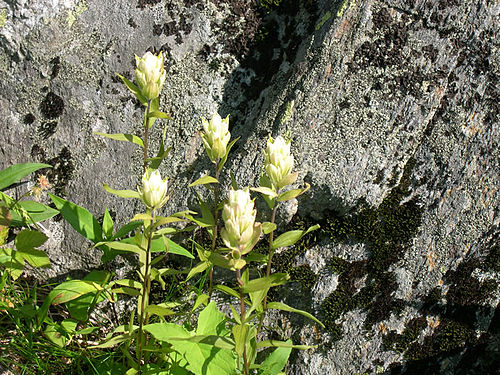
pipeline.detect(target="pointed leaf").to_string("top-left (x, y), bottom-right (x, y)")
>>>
top-left (117, 74), bottom-right (147, 105)
top-left (95, 240), bottom-right (143, 254)
top-left (257, 340), bottom-right (314, 350)
top-left (242, 273), bottom-right (290, 293)
top-left (251, 187), bottom-right (277, 198)
top-left (189, 175), bottom-right (218, 187)
top-left (49, 194), bottom-right (103, 243)
top-left (0, 163), bottom-right (52, 190)
top-left (102, 208), bottom-right (114, 239)
top-left (103, 184), bottom-right (140, 199)
top-left (257, 345), bottom-right (292, 375)
top-left (186, 261), bottom-right (209, 282)
top-left (145, 304), bottom-right (175, 317)
top-left (267, 301), bottom-right (324, 328)
top-left (277, 183), bottom-right (310, 202)
top-left (148, 110), bottom-right (172, 119)
top-left (15, 229), bottom-right (47, 251)
top-left (272, 224), bottom-right (320, 250)
top-left (94, 132), bottom-right (144, 148)
top-left (262, 222), bottom-right (277, 235)
top-left (113, 221), bottom-right (143, 240)
top-left (9, 201), bottom-right (58, 226)
top-left (18, 248), bottom-right (50, 268)
top-left (218, 137), bottom-right (240, 172)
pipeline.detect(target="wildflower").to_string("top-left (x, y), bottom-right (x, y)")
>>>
top-left (138, 169), bottom-right (169, 210)
top-left (201, 113), bottom-right (230, 163)
top-left (221, 188), bottom-right (260, 258)
top-left (264, 135), bottom-right (294, 189)
top-left (135, 51), bottom-right (166, 100)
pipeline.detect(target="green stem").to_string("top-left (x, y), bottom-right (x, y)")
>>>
top-left (143, 100), bottom-right (152, 171)
top-left (208, 159), bottom-right (221, 300)
top-left (236, 269), bottom-right (248, 375)
top-left (257, 197), bottom-right (278, 334)
top-left (137, 211), bottom-right (155, 374)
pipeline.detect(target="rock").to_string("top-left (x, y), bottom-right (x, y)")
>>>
top-left (0, 0), bottom-right (498, 373)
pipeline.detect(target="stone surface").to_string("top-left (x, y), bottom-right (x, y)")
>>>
top-left (0, 0), bottom-right (499, 373)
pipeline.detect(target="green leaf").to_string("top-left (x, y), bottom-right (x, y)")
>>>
top-left (232, 324), bottom-right (248, 356)
top-left (197, 302), bottom-right (228, 336)
top-left (94, 132), bottom-right (144, 148)
top-left (261, 222), bottom-right (277, 235)
top-left (242, 273), bottom-right (290, 293)
top-left (186, 261), bottom-right (209, 282)
top-left (267, 301), bottom-right (324, 328)
top-left (218, 137), bottom-right (240, 172)
top-left (145, 304), bottom-right (175, 317)
top-left (103, 184), bottom-right (140, 199)
top-left (120, 237), bottom-right (194, 259)
top-left (257, 343), bottom-right (292, 375)
top-left (277, 171), bottom-right (298, 189)
top-left (117, 74), bottom-right (147, 105)
top-left (230, 171), bottom-right (238, 190)
top-left (18, 248), bottom-right (50, 268)
top-left (148, 110), bottom-right (172, 120)
top-left (251, 187), bottom-right (277, 198)
top-left (145, 314), bottom-right (236, 375)
top-left (113, 221), bottom-right (143, 240)
top-left (214, 285), bottom-right (241, 300)
top-left (49, 194), bottom-right (103, 243)
top-left (277, 183), bottom-right (310, 202)
top-left (272, 224), bottom-right (320, 250)
top-left (191, 294), bottom-right (209, 313)
top-left (38, 280), bottom-right (102, 326)
top-left (102, 208), bottom-right (114, 239)
top-left (9, 201), bottom-right (58, 226)
top-left (77, 326), bottom-right (99, 335)
top-left (0, 163), bottom-right (52, 191)
top-left (188, 175), bottom-right (218, 187)
top-left (259, 173), bottom-right (275, 210)
top-left (92, 333), bottom-right (130, 349)
top-left (95, 240), bottom-right (143, 254)
top-left (111, 279), bottom-right (142, 290)
top-left (15, 229), bottom-right (47, 251)
top-left (0, 247), bottom-right (24, 280)
top-left (257, 340), bottom-right (314, 350)
top-left (44, 323), bottom-right (70, 348)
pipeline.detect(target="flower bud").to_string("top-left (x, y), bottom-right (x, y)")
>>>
top-left (264, 135), bottom-right (294, 189)
top-left (201, 113), bottom-right (231, 163)
top-left (135, 51), bottom-right (166, 100)
top-left (221, 188), bottom-right (259, 255)
top-left (138, 169), bottom-right (169, 210)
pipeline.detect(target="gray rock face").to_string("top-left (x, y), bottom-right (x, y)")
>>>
top-left (1, 0), bottom-right (498, 374)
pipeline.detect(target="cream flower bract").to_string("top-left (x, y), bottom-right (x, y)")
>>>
top-left (201, 112), bottom-right (230, 163)
top-left (138, 169), bottom-right (169, 210)
top-left (221, 188), bottom-right (260, 256)
top-left (135, 51), bottom-right (166, 100)
top-left (264, 135), bottom-right (294, 189)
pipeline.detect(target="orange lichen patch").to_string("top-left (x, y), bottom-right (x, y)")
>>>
top-left (426, 250), bottom-right (437, 271)
top-left (378, 322), bottom-right (388, 335)
top-left (426, 315), bottom-right (440, 329)
top-left (334, 18), bottom-right (352, 39)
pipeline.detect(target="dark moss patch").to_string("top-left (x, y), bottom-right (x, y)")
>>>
top-left (320, 157), bottom-right (423, 337)
top-left (383, 317), bottom-right (427, 353)
top-left (271, 216), bottom-right (320, 289)
top-left (136, 0), bottom-right (160, 9)
top-left (49, 56), bottom-right (60, 79)
top-left (23, 113), bottom-right (35, 125)
top-left (40, 92), bottom-right (64, 119)
top-left (33, 146), bottom-right (74, 197)
top-left (38, 120), bottom-right (58, 139)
